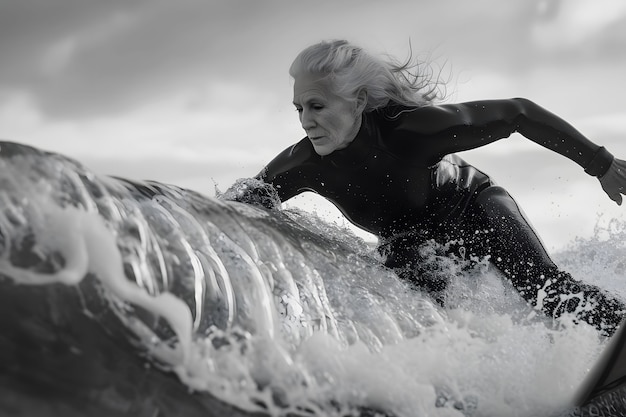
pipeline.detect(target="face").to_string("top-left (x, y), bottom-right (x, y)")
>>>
top-left (292, 73), bottom-right (363, 156)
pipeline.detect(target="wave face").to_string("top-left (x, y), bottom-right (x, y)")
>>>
top-left (1, 140), bottom-right (625, 417)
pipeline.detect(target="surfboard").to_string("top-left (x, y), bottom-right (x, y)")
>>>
top-left (576, 318), bottom-right (626, 409)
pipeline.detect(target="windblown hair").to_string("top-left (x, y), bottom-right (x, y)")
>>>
top-left (289, 40), bottom-right (445, 115)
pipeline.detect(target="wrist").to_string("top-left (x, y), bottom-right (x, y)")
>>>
top-left (584, 147), bottom-right (614, 177)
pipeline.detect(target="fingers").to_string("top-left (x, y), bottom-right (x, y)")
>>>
top-left (602, 186), bottom-right (623, 205)
top-left (597, 158), bottom-right (626, 205)
top-left (609, 189), bottom-right (624, 205)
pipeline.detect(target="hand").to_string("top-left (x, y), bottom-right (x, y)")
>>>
top-left (599, 158), bottom-right (626, 205)
top-left (219, 178), bottom-right (281, 210)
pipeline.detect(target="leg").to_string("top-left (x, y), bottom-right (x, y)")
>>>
top-left (379, 232), bottom-right (452, 306)
top-left (463, 186), bottom-right (624, 336)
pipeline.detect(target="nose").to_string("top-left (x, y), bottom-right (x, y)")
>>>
top-left (300, 109), bottom-right (316, 131)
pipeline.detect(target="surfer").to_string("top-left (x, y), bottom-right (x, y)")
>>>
top-left (226, 40), bottom-right (626, 336)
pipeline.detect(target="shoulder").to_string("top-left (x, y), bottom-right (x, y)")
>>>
top-left (269, 137), bottom-right (315, 160)
top-left (373, 104), bottom-right (460, 137)
top-left (386, 98), bottom-right (533, 135)
top-left (286, 137), bottom-right (317, 161)
top-left (261, 137), bottom-right (318, 180)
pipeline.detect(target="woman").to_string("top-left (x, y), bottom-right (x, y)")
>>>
top-left (227, 40), bottom-right (626, 336)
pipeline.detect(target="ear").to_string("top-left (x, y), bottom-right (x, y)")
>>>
top-left (355, 88), bottom-right (368, 113)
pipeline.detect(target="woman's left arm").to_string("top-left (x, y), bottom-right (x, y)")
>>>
top-left (402, 98), bottom-right (625, 204)
top-left (507, 98), bottom-right (625, 205)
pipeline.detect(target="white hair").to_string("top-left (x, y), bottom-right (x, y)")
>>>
top-left (289, 40), bottom-right (445, 115)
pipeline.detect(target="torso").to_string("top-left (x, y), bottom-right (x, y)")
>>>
top-left (261, 110), bottom-right (493, 237)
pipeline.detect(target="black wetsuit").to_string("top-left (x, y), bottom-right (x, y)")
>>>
top-left (253, 98), bottom-right (623, 335)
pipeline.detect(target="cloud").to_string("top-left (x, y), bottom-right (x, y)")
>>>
top-left (2, 0), bottom-right (606, 120)
top-left (0, 0), bottom-right (297, 119)
top-left (531, 0), bottom-right (626, 60)
top-left (1, 0), bottom-right (624, 251)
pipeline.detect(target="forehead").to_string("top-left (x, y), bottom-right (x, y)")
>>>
top-left (292, 73), bottom-right (336, 103)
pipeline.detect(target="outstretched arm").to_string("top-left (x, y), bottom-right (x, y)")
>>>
top-left (494, 98), bottom-right (625, 205)
top-left (397, 98), bottom-right (624, 204)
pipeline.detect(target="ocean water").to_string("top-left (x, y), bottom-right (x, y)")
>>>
top-left (0, 140), bottom-right (625, 417)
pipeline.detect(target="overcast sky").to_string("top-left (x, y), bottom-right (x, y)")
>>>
top-left (1, 0), bottom-right (625, 250)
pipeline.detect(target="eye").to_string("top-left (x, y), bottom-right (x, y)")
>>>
top-left (312, 104), bottom-right (324, 110)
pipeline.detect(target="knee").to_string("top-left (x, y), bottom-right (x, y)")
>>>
top-left (470, 185), bottom-right (556, 267)
top-left (472, 185), bottom-right (530, 227)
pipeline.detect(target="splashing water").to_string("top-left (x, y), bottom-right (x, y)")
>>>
top-left (0, 141), bottom-right (623, 417)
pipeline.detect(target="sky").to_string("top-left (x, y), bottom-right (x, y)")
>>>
top-left (0, 0), bottom-right (625, 250)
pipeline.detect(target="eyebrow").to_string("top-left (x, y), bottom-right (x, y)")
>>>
top-left (293, 96), bottom-right (325, 107)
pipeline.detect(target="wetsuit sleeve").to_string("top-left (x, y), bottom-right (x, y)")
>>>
top-left (394, 98), bottom-right (614, 176)
top-left (255, 138), bottom-right (316, 202)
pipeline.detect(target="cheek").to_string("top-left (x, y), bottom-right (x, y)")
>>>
top-left (327, 111), bottom-right (355, 133)
top-left (338, 113), bottom-right (358, 133)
